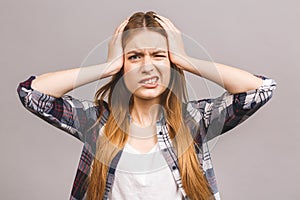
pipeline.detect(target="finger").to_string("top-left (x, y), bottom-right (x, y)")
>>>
top-left (156, 15), bottom-right (180, 33)
top-left (113, 18), bottom-right (129, 36)
top-left (111, 19), bottom-right (129, 42)
top-left (154, 15), bottom-right (179, 33)
top-left (154, 16), bottom-right (170, 30)
top-left (154, 14), bottom-right (178, 29)
top-left (115, 19), bottom-right (129, 34)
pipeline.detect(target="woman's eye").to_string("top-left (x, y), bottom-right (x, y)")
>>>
top-left (155, 55), bottom-right (166, 58)
top-left (128, 55), bottom-right (140, 60)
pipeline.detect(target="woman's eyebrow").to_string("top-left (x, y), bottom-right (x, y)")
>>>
top-left (126, 49), bottom-right (167, 55)
top-left (126, 50), bottom-right (143, 55)
top-left (152, 50), bottom-right (167, 54)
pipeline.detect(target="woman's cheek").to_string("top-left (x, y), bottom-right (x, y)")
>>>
top-left (158, 64), bottom-right (171, 87)
top-left (124, 62), bottom-right (139, 74)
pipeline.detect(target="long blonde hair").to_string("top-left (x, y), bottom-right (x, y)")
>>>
top-left (86, 11), bottom-right (214, 200)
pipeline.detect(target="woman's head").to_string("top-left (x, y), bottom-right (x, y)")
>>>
top-left (120, 11), bottom-right (173, 103)
top-left (106, 11), bottom-right (186, 109)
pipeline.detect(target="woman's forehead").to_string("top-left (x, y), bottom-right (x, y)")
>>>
top-left (124, 30), bottom-right (168, 53)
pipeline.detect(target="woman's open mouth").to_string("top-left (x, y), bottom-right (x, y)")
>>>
top-left (139, 76), bottom-right (159, 88)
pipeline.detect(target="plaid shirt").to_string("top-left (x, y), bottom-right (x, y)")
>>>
top-left (17, 74), bottom-right (276, 200)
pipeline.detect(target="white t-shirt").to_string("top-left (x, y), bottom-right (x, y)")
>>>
top-left (108, 142), bottom-right (183, 200)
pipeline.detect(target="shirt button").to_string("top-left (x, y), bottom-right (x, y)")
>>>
top-left (163, 148), bottom-right (168, 152)
top-left (159, 131), bottom-right (163, 135)
top-left (172, 165), bottom-right (177, 170)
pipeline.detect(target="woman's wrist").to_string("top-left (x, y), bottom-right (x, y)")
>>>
top-left (172, 55), bottom-right (203, 77)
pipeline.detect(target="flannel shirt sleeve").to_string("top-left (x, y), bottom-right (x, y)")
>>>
top-left (186, 74), bottom-right (277, 143)
top-left (17, 75), bottom-right (103, 142)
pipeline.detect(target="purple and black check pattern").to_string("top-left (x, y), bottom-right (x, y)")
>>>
top-left (17, 74), bottom-right (276, 200)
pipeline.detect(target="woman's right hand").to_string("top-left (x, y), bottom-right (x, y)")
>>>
top-left (106, 18), bottom-right (129, 76)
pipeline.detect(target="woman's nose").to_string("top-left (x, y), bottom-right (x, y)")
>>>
top-left (141, 56), bottom-right (154, 73)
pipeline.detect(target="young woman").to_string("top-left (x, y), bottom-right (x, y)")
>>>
top-left (17, 11), bottom-right (276, 200)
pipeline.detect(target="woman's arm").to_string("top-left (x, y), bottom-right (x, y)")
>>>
top-left (186, 75), bottom-right (276, 142)
top-left (31, 62), bottom-right (113, 98)
top-left (176, 57), bottom-right (263, 94)
top-left (155, 14), bottom-right (277, 143)
top-left (17, 75), bottom-right (102, 142)
top-left (31, 18), bottom-right (128, 98)
top-left (154, 14), bottom-right (262, 94)
top-left (17, 19), bottom-right (128, 142)
top-left (17, 61), bottom-right (117, 141)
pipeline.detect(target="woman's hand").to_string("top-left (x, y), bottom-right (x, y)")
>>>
top-left (154, 14), bottom-right (190, 70)
top-left (106, 18), bottom-right (129, 76)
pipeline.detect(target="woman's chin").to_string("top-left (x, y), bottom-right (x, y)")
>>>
top-left (133, 90), bottom-right (164, 101)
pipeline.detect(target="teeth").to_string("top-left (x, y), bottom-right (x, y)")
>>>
top-left (142, 77), bottom-right (157, 84)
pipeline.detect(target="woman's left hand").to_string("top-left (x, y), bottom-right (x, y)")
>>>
top-left (154, 14), bottom-right (190, 70)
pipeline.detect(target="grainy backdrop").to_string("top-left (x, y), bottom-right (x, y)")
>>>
top-left (1, 0), bottom-right (298, 199)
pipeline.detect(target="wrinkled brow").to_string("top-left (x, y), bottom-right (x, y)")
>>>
top-left (126, 49), bottom-right (167, 55)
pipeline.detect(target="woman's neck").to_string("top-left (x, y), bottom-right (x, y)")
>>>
top-left (130, 97), bottom-right (161, 127)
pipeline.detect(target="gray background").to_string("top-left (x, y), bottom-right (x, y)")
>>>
top-left (1, 0), bottom-right (299, 199)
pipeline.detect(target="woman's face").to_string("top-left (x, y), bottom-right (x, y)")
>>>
top-left (123, 30), bottom-right (171, 102)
